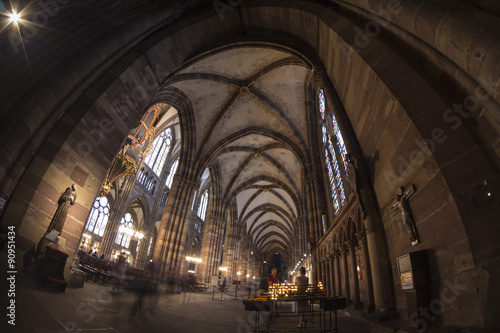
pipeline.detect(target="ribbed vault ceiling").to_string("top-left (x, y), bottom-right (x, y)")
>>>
top-left (162, 45), bottom-right (311, 260)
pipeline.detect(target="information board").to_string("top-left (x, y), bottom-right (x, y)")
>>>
top-left (400, 271), bottom-right (414, 290)
top-left (211, 276), bottom-right (219, 286)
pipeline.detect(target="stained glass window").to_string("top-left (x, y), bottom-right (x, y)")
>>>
top-left (115, 213), bottom-right (133, 248)
top-left (85, 197), bottom-right (110, 237)
top-left (331, 113), bottom-right (348, 172)
top-left (144, 128), bottom-right (172, 176)
top-left (165, 158), bottom-right (179, 188)
top-left (197, 190), bottom-right (209, 221)
top-left (160, 188), bottom-right (169, 206)
top-left (321, 215), bottom-right (326, 235)
top-left (319, 88), bottom-right (326, 121)
top-left (320, 88), bottom-right (348, 215)
top-left (325, 149), bottom-right (340, 214)
top-left (328, 134), bottom-right (345, 205)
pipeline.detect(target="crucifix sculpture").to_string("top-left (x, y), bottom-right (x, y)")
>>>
top-left (392, 184), bottom-right (419, 246)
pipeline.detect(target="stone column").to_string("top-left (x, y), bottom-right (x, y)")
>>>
top-left (356, 230), bottom-right (375, 312)
top-left (153, 175), bottom-right (198, 282)
top-left (137, 160), bottom-right (171, 269)
top-left (100, 175), bottom-right (136, 260)
top-left (304, 171), bottom-right (321, 284)
top-left (334, 250), bottom-right (342, 296)
top-left (318, 259), bottom-right (326, 284)
top-left (99, 206), bottom-right (121, 260)
top-left (341, 244), bottom-right (351, 302)
top-left (137, 224), bottom-right (155, 268)
top-left (349, 239), bottom-right (363, 309)
top-left (324, 258), bottom-right (331, 293)
top-left (199, 215), bottom-right (222, 284)
top-left (328, 256), bottom-right (335, 297)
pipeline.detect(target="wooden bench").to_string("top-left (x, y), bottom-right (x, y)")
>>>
top-left (77, 251), bottom-right (150, 287)
top-left (193, 282), bottom-right (208, 292)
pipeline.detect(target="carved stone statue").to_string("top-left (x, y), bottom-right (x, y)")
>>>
top-left (392, 184), bottom-right (418, 246)
top-left (35, 184), bottom-right (77, 258)
top-left (346, 155), bottom-right (358, 198)
top-left (47, 184), bottom-right (77, 234)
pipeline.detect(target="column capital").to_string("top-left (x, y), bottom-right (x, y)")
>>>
top-left (313, 67), bottom-right (325, 82)
top-left (347, 239), bottom-right (358, 248)
top-left (355, 230), bottom-right (366, 241)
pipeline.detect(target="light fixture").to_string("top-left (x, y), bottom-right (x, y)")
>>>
top-left (186, 256), bottom-right (202, 263)
top-left (304, 254), bottom-right (307, 257)
top-left (188, 270), bottom-right (195, 273)
top-left (237, 272), bottom-right (241, 275)
top-left (219, 267), bottom-right (228, 271)
top-left (246, 274), bottom-right (250, 278)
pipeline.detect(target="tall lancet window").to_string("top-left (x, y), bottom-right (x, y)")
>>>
top-left (165, 158), bottom-right (179, 188)
top-left (85, 197), bottom-right (110, 237)
top-left (144, 128), bottom-right (172, 176)
top-left (319, 88), bottom-right (348, 215)
top-left (197, 190), bottom-right (209, 221)
top-left (331, 113), bottom-right (348, 172)
top-left (115, 213), bottom-right (134, 248)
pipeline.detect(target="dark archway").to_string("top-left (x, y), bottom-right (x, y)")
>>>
top-left (268, 253), bottom-right (287, 283)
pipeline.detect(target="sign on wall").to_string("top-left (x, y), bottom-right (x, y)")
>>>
top-left (400, 271), bottom-right (414, 290)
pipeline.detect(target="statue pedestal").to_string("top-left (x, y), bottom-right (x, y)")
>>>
top-left (47, 236), bottom-right (67, 253)
top-left (39, 246), bottom-right (69, 292)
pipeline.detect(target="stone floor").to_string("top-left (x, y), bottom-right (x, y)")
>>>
top-left (1, 273), bottom-right (496, 333)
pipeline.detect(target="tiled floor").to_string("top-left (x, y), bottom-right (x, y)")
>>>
top-left (1, 273), bottom-right (378, 333)
top-left (1, 273), bottom-right (495, 333)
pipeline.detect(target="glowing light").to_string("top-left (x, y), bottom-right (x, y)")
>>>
top-left (219, 267), bottom-right (228, 271)
top-left (8, 11), bottom-right (21, 24)
top-left (186, 256), bottom-right (202, 263)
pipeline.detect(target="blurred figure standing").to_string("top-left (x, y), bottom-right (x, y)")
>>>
top-left (112, 252), bottom-right (126, 293)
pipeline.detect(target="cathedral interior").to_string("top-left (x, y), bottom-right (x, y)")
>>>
top-left (1, 0), bottom-right (499, 331)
